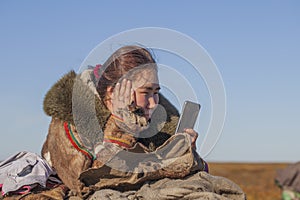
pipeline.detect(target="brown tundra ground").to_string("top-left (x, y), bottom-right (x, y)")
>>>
top-left (209, 162), bottom-right (290, 200)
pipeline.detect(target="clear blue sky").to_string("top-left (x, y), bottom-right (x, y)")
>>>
top-left (0, 1), bottom-right (299, 162)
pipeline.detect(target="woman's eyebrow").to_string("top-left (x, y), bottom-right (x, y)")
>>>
top-left (141, 86), bottom-right (161, 91)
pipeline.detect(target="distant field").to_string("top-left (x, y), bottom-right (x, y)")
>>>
top-left (209, 162), bottom-right (289, 200)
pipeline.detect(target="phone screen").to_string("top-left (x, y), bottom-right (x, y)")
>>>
top-left (175, 101), bottom-right (201, 133)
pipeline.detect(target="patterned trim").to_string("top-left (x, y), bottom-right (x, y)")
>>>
top-left (63, 122), bottom-right (95, 160)
top-left (103, 135), bottom-right (133, 149)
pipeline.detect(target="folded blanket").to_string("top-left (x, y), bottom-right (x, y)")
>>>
top-left (89, 171), bottom-right (246, 200)
top-left (0, 151), bottom-right (60, 196)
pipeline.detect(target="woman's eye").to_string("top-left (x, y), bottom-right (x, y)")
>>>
top-left (140, 91), bottom-right (149, 95)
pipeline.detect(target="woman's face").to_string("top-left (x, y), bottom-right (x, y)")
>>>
top-left (132, 68), bottom-right (160, 120)
top-left (135, 83), bottom-right (160, 120)
top-left (106, 67), bottom-right (160, 121)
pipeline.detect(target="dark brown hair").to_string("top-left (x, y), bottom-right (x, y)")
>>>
top-left (96, 45), bottom-right (156, 100)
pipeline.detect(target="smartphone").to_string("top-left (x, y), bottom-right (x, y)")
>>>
top-left (175, 101), bottom-right (201, 133)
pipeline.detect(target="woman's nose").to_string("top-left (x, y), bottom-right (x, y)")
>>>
top-left (147, 96), bottom-right (158, 109)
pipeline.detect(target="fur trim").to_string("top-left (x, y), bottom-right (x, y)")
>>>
top-left (43, 71), bottom-right (76, 123)
top-left (43, 71), bottom-right (110, 126)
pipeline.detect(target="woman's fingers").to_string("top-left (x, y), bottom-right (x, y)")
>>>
top-left (112, 82), bottom-right (120, 101)
top-left (115, 79), bottom-right (132, 104)
top-left (112, 79), bottom-right (133, 114)
top-left (184, 128), bottom-right (198, 138)
top-left (184, 128), bottom-right (198, 148)
top-left (124, 80), bottom-right (132, 105)
top-left (130, 88), bottom-right (136, 106)
top-left (118, 79), bottom-right (126, 100)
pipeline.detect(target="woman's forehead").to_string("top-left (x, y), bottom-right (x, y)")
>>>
top-left (131, 69), bottom-right (159, 89)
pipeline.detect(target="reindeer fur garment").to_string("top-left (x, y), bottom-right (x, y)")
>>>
top-left (41, 70), bottom-right (246, 200)
top-left (41, 70), bottom-right (180, 193)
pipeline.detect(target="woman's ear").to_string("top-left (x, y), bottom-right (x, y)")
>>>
top-left (106, 86), bottom-right (113, 98)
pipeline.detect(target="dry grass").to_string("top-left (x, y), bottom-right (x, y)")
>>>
top-left (209, 162), bottom-right (289, 200)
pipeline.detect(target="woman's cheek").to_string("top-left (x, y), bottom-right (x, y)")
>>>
top-left (135, 94), bottom-right (147, 108)
top-left (154, 94), bottom-right (159, 104)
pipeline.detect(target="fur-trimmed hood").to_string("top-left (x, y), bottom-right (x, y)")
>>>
top-left (43, 70), bottom-right (180, 150)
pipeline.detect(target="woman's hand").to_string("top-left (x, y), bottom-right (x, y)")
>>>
top-left (111, 79), bottom-right (148, 135)
top-left (183, 128), bottom-right (198, 149)
top-left (111, 78), bottom-right (133, 114)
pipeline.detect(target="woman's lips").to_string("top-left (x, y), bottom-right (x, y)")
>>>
top-left (145, 106), bottom-right (157, 120)
top-left (144, 114), bottom-right (150, 120)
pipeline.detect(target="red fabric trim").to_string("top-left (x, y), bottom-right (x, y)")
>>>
top-left (103, 138), bottom-right (131, 149)
top-left (63, 122), bottom-right (93, 160)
